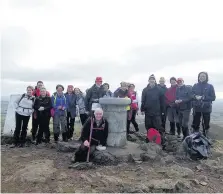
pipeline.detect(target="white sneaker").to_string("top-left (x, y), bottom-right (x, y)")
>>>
top-left (96, 145), bottom-right (106, 151)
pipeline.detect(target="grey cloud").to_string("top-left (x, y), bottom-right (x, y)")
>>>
top-left (8, 0), bottom-right (50, 8)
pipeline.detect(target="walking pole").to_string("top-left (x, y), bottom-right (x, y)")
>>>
top-left (201, 112), bottom-right (206, 137)
top-left (86, 115), bottom-right (93, 163)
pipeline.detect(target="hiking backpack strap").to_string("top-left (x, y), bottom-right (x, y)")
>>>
top-left (18, 93), bottom-right (26, 105)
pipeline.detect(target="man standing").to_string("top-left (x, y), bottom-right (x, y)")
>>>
top-left (165, 77), bottom-right (180, 136)
top-left (85, 77), bottom-right (106, 114)
top-left (191, 72), bottom-right (216, 136)
top-left (32, 81), bottom-right (50, 142)
top-left (158, 77), bottom-right (168, 130)
top-left (141, 74), bottom-right (165, 140)
top-left (175, 78), bottom-right (192, 140)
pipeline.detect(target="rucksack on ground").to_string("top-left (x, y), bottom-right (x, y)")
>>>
top-left (182, 132), bottom-right (211, 160)
top-left (147, 128), bottom-right (161, 145)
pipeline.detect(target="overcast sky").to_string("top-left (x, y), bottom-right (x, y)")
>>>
top-left (1, 0), bottom-right (223, 99)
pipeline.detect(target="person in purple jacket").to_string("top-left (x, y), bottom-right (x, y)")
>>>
top-left (51, 84), bottom-right (68, 142)
top-left (191, 72), bottom-right (216, 136)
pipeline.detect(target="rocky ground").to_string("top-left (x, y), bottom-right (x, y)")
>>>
top-left (1, 131), bottom-right (223, 193)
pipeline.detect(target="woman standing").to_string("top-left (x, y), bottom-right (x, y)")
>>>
top-left (65, 85), bottom-right (77, 140)
top-left (11, 86), bottom-right (35, 147)
top-left (74, 88), bottom-right (88, 126)
top-left (103, 83), bottom-right (113, 97)
top-left (127, 84), bottom-right (139, 134)
top-left (34, 87), bottom-right (52, 145)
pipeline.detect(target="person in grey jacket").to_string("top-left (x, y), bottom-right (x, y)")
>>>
top-left (191, 72), bottom-right (216, 136)
top-left (11, 86), bottom-right (35, 147)
top-left (74, 88), bottom-right (88, 126)
top-left (65, 85), bottom-right (77, 140)
top-left (103, 83), bottom-right (113, 97)
top-left (175, 78), bottom-right (193, 140)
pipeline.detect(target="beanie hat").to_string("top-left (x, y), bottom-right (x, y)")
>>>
top-left (56, 84), bottom-right (64, 91)
top-left (149, 74), bottom-right (156, 80)
top-left (170, 77), bottom-right (177, 82)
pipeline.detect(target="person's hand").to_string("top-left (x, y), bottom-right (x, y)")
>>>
top-left (84, 140), bottom-right (90, 147)
top-left (141, 111), bottom-right (145, 115)
top-left (38, 107), bottom-right (44, 111)
top-left (85, 111), bottom-right (89, 115)
top-left (58, 106), bottom-right (62, 110)
top-left (161, 112), bottom-right (165, 115)
top-left (195, 95), bottom-right (202, 100)
top-left (62, 107), bottom-right (65, 110)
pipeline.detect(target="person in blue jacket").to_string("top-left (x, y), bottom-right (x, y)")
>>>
top-left (191, 72), bottom-right (216, 135)
top-left (51, 84), bottom-right (68, 142)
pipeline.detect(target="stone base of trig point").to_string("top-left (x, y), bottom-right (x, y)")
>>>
top-left (99, 98), bottom-right (131, 147)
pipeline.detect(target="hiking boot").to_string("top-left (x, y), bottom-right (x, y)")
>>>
top-left (176, 123), bottom-right (181, 136)
top-left (18, 143), bottom-right (24, 148)
top-left (62, 132), bottom-right (68, 142)
top-left (182, 127), bottom-right (189, 140)
top-left (10, 144), bottom-right (18, 148)
top-left (54, 133), bottom-right (59, 143)
top-left (169, 122), bottom-right (176, 135)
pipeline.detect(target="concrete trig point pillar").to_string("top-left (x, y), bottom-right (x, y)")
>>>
top-left (99, 98), bottom-right (131, 147)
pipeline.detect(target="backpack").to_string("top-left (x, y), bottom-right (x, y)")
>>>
top-left (147, 128), bottom-right (161, 145)
top-left (182, 132), bottom-right (211, 160)
top-left (51, 93), bottom-right (67, 117)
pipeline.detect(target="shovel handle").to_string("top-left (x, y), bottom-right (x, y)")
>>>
top-left (86, 116), bottom-right (93, 162)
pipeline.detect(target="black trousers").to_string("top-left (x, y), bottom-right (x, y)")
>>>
top-left (145, 112), bottom-right (163, 132)
top-left (192, 112), bottom-right (211, 132)
top-left (32, 113), bottom-right (39, 140)
top-left (80, 113), bottom-right (88, 126)
top-left (36, 115), bottom-right (50, 144)
top-left (13, 112), bottom-right (30, 144)
top-left (74, 143), bottom-right (96, 162)
top-left (127, 110), bottom-right (139, 133)
top-left (67, 112), bottom-right (75, 138)
top-left (161, 110), bottom-right (167, 130)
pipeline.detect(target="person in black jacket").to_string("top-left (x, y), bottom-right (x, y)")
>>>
top-left (34, 87), bottom-right (52, 144)
top-left (73, 108), bottom-right (109, 162)
top-left (85, 77), bottom-right (106, 114)
top-left (141, 74), bottom-right (165, 138)
top-left (113, 82), bottom-right (128, 98)
top-left (157, 77), bottom-right (168, 130)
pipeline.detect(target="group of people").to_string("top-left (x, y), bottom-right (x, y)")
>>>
top-left (11, 71), bottom-right (216, 157)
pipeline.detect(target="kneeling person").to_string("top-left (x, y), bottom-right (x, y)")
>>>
top-left (74, 108), bottom-right (108, 162)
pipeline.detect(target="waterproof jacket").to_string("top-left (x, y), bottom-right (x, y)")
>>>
top-left (104, 90), bottom-right (113, 97)
top-left (85, 84), bottom-right (106, 111)
top-left (157, 84), bottom-right (168, 96)
top-left (113, 88), bottom-right (128, 98)
top-left (192, 82), bottom-right (216, 113)
top-left (176, 85), bottom-right (192, 110)
top-left (81, 117), bottom-right (108, 146)
top-left (165, 85), bottom-right (177, 107)
top-left (76, 94), bottom-right (86, 114)
top-left (51, 92), bottom-right (67, 116)
top-left (34, 96), bottom-right (52, 118)
top-left (141, 85), bottom-right (165, 116)
top-left (65, 92), bottom-right (77, 118)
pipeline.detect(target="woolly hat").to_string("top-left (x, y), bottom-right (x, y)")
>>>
top-left (149, 74), bottom-right (156, 80)
top-left (56, 84), bottom-right (64, 91)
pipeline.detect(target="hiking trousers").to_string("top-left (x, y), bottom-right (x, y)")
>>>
top-left (127, 110), bottom-right (139, 133)
top-left (80, 113), bottom-right (88, 126)
top-left (36, 115), bottom-right (50, 144)
top-left (67, 112), bottom-right (75, 139)
top-left (192, 112), bottom-right (211, 132)
top-left (167, 107), bottom-right (179, 123)
top-left (53, 114), bottom-right (67, 134)
top-left (144, 112), bottom-right (162, 131)
top-left (13, 112), bottom-right (30, 144)
top-left (178, 110), bottom-right (190, 128)
top-left (32, 113), bottom-right (39, 140)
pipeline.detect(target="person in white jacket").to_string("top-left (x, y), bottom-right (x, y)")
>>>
top-left (11, 86), bottom-right (35, 147)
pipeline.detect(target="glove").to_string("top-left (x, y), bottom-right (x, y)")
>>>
top-left (84, 140), bottom-right (90, 147)
top-left (38, 107), bottom-right (44, 111)
top-left (195, 95), bottom-right (202, 100)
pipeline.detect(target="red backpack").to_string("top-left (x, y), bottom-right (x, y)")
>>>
top-left (147, 128), bottom-right (161, 145)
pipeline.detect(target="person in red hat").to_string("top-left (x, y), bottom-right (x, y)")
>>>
top-left (85, 77), bottom-right (106, 114)
top-left (175, 78), bottom-right (192, 140)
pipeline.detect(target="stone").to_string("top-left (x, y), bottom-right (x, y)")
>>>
top-left (68, 162), bottom-right (95, 170)
top-left (103, 175), bottom-right (123, 184)
top-left (198, 175), bottom-right (208, 182)
top-left (96, 172), bottom-right (102, 177)
top-left (161, 155), bottom-right (175, 164)
top-left (58, 172), bottom-right (68, 181)
top-left (92, 150), bottom-right (118, 165)
top-left (127, 154), bottom-right (141, 163)
top-left (190, 179), bottom-right (200, 185)
top-left (80, 174), bottom-right (93, 183)
top-left (200, 181), bottom-right (208, 186)
top-left (99, 98), bottom-right (131, 147)
top-left (139, 142), bottom-right (162, 153)
top-left (147, 179), bottom-right (179, 192)
top-left (56, 142), bottom-right (79, 152)
top-left (157, 164), bottom-right (194, 178)
top-left (140, 152), bottom-right (157, 161)
top-left (195, 164), bottom-right (203, 171)
top-left (6, 160), bottom-right (57, 183)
